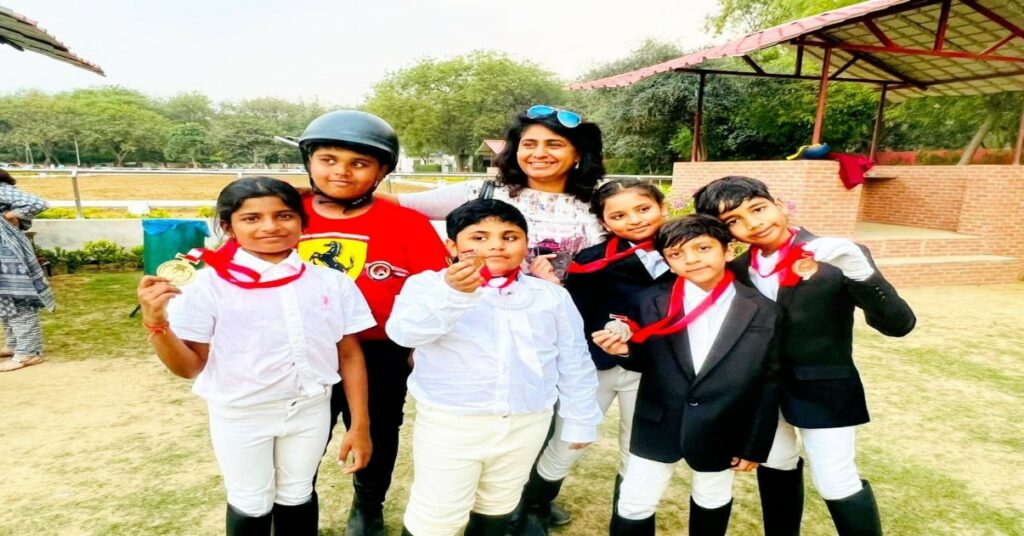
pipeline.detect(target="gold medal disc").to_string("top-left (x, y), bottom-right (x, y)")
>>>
top-left (460, 251), bottom-right (486, 270)
top-left (604, 319), bottom-right (633, 341)
top-left (792, 257), bottom-right (819, 280)
top-left (157, 259), bottom-right (197, 286)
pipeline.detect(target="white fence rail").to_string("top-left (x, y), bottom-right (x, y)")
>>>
top-left (9, 168), bottom-right (674, 217)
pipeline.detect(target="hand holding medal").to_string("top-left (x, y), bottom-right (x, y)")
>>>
top-left (445, 250), bottom-right (486, 294)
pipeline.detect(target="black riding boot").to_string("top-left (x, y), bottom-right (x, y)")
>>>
top-left (611, 473), bottom-right (625, 515)
top-left (825, 480), bottom-right (882, 536)
top-left (465, 511), bottom-right (516, 536)
top-left (689, 497), bottom-right (732, 536)
top-left (271, 492), bottom-right (319, 536)
top-left (345, 492), bottom-right (386, 536)
top-left (609, 512), bottom-right (655, 536)
top-left (757, 458), bottom-right (805, 536)
top-left (225, 504), bottom-right (272, 536)
top-left (515, 467), bottom-right (566, 536)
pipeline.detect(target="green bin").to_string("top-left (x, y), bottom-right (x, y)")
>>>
top-left (141, 219), bottom-right (211, 275)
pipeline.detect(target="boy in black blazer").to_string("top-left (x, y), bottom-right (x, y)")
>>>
top-left (694, 176), bottom-right (916, 536)
top-left (594, 215), bottom-right (782, 536)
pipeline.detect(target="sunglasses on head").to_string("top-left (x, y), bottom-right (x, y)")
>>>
top-left (526, 105), bottom-right (582, 128)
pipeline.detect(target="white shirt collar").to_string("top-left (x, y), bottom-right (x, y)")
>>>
top-left (233, 248), bottom-right (304, 275)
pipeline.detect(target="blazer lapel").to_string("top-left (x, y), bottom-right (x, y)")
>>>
top-left (653, 290), bottom-right (696, 380)
top-left (692, 283), bottom-right (757, 387)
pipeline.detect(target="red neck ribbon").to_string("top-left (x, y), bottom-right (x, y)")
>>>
top-left (479, 266), bottom-right (521, 289)
top-left (567, 237), bottom-right (654, 274)
top-left (626, 271), bottom-right (735, 343)
top-left (184, 241), bottom-right (305, 289)
top-left (749, 229), bottom-right (806, 287)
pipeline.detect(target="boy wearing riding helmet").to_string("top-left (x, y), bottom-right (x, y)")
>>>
top-left (297, 110), bottom-right (450, 535)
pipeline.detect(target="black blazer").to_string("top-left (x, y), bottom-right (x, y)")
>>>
top-left (619, 281), bottom-right (782, 472)
top-left (730, 228), bottom-right (916, 429)
top-left (565, 239), bottom-right (675, 370)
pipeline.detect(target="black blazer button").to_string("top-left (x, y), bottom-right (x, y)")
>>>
top-left (688, 401), bottom-right (699, 407)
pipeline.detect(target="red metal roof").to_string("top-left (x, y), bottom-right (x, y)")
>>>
top-left (570, 0), bottom-right (1024, 100)
top-left (0, 5), bottom-right (105, 76)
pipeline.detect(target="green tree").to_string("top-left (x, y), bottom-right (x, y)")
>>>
top-left (364, 50), bottom-right (564, 170)
top-left (0, 91), bottom-right (78, 165)
top-left (211, 98), bottom-right (326, 165)
top-left (68, 87), bottom-right (171, 166)
top-left (162, 92), bottom-right (215, 125)
top-left (165, 123), bottom-right (211, 167)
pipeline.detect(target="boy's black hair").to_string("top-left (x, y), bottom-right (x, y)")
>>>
top-left (693, 176), bottom-right (775, 216)
top-left (446, 199), bottom-right (528, 240)
top-left (216, 176), bottom-right (308, 230)
top-left (494, 112), bottom-right (605, 204)
top-left (590, 177), bottom-right (664, 220)
top-left (655, 215), bottom-right (731, 253)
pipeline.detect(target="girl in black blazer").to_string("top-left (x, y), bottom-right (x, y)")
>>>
top-left (517, 179), bottom-right (674, 534)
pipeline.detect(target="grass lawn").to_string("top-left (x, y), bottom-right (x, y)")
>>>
top-left (1, 272), bottom-right (1022, 535)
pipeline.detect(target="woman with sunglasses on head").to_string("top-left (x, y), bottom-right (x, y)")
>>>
top-left (385, 105), bottom-right (607, 284)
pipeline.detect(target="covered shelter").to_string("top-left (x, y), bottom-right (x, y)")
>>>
top-left (1, 5), bottom-right (105, 75)
top-left (572, 0), bottom-right (1024, 163)
top-left (474, 139), bottom-right (506, 168)
top-left (572, 0), bottom-right (1024, 286)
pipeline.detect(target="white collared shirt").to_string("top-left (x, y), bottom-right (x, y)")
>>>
top-left (167, 249), bottom-right (375, 407)
top-left (749, 249), bottom-right (781, 301)
top-left (634, 245), bottom-right (670, 279)
top-left (385, 271), bottom-right (603, 443)
top-left (683, 279), bottom-right (737, 374)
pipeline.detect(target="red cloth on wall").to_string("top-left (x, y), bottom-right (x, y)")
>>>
top-left (299, 196), bottom-right (449, 340)
top-left (825, 153), bottom-right (874, 190)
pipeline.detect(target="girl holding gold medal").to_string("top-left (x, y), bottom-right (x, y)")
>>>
top-left (137, 177), bottom-right (375, 535)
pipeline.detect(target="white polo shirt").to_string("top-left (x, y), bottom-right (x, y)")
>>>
top-left (166, 249), bottom-right (375, 408)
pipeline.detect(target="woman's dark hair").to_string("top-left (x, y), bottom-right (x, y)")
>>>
top-left (655, 215), bottom-right (732, 254)
top-left (216, 176), bottom-right (308, 231)
top-left (590, 178), bottom-right (664, 220)
top-left (446, 199), bottom-right (528, 240)
top-left (0, 169), bottom-right (16, 185)
top-left (693, 176), bottom-right (775, 217)
top-left (493, 112), bottom-right (605, 204)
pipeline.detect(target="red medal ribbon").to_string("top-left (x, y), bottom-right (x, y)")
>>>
top-left (626, 271), bottom-right (735, 343)
top-left (749, 229), bottom-right (808, 287)
top-left (480, 266), bottom-right (521, 289)
top-left (183, 241), bottom-right (305, 289)
top-left (567, 237), bottom-right (654, 274)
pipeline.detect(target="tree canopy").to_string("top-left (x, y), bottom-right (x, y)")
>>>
top-left (364, 51), bottom-right (565, 170)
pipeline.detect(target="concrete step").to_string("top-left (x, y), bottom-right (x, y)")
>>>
top-left (855, 222), bottom-right (985, 257)
top-left (874, 255), bottom-right (1023, 287)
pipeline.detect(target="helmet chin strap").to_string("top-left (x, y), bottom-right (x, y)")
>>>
top-left (308, 177), bottom-right (380, 212)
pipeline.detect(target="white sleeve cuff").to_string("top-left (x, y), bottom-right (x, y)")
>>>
top-left (559, 422), bottom-right (597, 444)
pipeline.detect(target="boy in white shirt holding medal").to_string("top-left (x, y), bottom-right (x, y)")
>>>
top-left (385, 199), bottom-right (602, 536)
top-left (594, 215), bottom-right (782, 536)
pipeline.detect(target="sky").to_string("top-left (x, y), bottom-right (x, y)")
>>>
top-left (3, 0), bottom-right (723, 106)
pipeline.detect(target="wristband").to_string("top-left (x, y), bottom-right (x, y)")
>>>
top-left (144, 321), bottom-right (170, 337)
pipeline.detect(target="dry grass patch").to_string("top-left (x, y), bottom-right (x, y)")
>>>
top-left (0, 275), bottom-right (1021, 535)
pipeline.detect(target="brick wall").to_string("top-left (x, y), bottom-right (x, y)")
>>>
top-left (864, 165), bottom-right (1024, 257)
top-left (671, 160), bottom-right (862, 236)
top-left (859, 166), bottom-right (966, 231)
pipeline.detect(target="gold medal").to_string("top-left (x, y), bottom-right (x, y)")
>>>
top-left (792, 257), bottom-right (819, 280)
top-left (156, 258), bottom-right (197, 286)
top-left (604, 318), bottom-right (633, 341)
